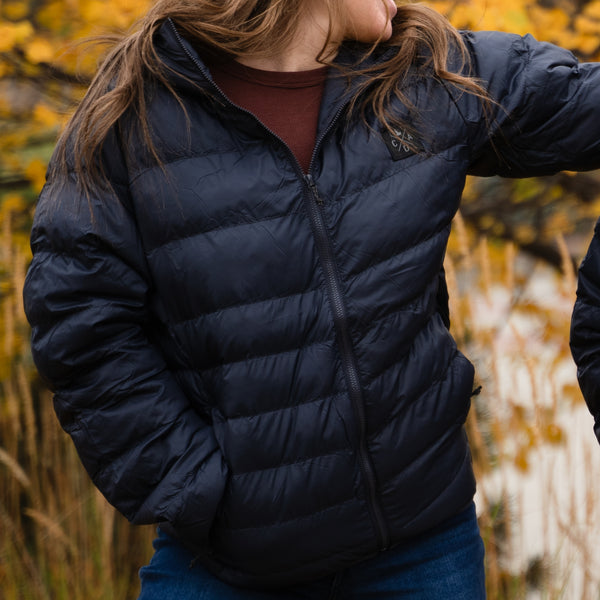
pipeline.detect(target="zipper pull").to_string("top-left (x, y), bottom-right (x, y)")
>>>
top-left (305, 174), bottom-right (323, 205)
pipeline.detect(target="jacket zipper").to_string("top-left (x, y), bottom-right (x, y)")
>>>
top-left (304, 173), bottom-right (389, 552)
top-left (169, 19), bottom-right (390, 552)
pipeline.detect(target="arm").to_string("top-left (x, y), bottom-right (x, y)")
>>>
top-left (23, 149), bottom-right (227, 547)
top-left (457, 32), bottom-right (600, 440)
top-left (462, 31), bottom-right (600, 177)
top-left (571, 219), bottom-right (600, 444)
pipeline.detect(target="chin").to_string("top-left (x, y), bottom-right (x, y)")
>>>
top-left (381, 22), bottom-right (393, 41)
top-left (349, 25), bottom-right (391, 44)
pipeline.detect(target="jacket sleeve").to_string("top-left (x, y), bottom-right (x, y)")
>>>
top-left (571, 219), bottom-right (600, 444)
top-left (23, 145), bottom-right (228, 547)
top-left (462, 31), bottom-right (600, 177)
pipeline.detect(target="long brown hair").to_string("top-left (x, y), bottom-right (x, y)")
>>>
top-left (52, 0), bottom-right (486, 192)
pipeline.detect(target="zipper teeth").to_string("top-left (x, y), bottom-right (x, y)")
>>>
top-left (305, 183), bottom-right (389, 551)
top-left (169, 19), bottom-right (389, 550)
top-left (168, 19), bottom-right (208, 75)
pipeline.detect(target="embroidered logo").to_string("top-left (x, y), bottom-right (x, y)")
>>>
top-left (382, 128), bottom-right (422, 161)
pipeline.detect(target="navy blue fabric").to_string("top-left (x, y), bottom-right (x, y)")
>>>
top-left (23, 21), bottom-right (600, 589)
top-left (571, 218), bottom-right (600, 443)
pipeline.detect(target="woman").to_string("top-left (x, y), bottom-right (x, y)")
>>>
top-left (23, 0), bottom-right (600, 597)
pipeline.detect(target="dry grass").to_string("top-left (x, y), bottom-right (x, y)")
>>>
top-left (0, 202), bottom-right (154, 600)
top-left (447, 212), bottom-right (600, 599)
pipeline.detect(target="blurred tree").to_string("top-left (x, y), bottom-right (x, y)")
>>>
top-left (428, 0), bottom-right (600, 266)
top-left (0, 0), bottom-right (150, 219)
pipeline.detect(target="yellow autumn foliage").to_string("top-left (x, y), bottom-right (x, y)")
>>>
top-left (2, 0), bottom-right (30, 21)
top-left (1, 1), bottom-right (600, 598)
top-left (25, 36), bottom-right (55, 63)
top-left (31, 103), bottom-right (62, 128)
top-left (24, 159), bottom-right (48, 193)
top-left (0, 20), bottom-right (34, 51)
top-left (36, 1), bottom-right (77, 31)
top-left (428, 0), bottom-right (600, 58)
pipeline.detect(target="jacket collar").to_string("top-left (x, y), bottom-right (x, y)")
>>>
top-left (154, 18), bottom-right (398, 133)
top-left (153, 18), bottom-right (215, 93)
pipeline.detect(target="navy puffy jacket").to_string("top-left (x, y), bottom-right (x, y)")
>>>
top-left (23, 21), bottom-right (600, 589)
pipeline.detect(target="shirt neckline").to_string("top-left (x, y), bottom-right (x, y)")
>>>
top-left (210, 59), bottom-right (329, 89)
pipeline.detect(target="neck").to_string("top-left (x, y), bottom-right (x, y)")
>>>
top-left (235, 4), bottom-right (337, 72)
top-left (235, 50), bottom-right (324, 72)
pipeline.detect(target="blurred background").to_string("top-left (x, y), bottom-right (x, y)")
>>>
top-left (2, 0), bottom-right (600, 597)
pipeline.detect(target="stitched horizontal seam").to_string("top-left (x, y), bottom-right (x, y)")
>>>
top-left (57, 169), bottom-right (130, 190)
top-left (335, 147), bottom-right (457, 204)
top-left (198, 337), bottom-right (335, 374)
top-left (220, 496), bottom-right (357, 532)
top-left (33, 243), bottom-right (134, 263)
top-left (386, 431), bottom-right (470, 530)
top-left (232, 447), bottom-right (352, 478)
top-left (346, 224), bottom-right (450, 284)
top-left (362, 310), bottom-right (453, 386)
top-left (362, 319), bottom-right (431, 386)
top-left (369, 349), bottom-right (458, 441)
top-left (146, 208), bottom-right (306, 259)
top-left (380, 430), bottom-right (463, 500)
top-left (336, 152), bottom-right (426, 201)
top-left (32, 242), bottom-right (150, 282)
top-left (128, 144), bottom-right (241, 186)
top-left (25, 277), bottom-right (145, 318)
top-left (379, 431), bottom-right (440, 491)
top-left (168, 286), bottom-right (322, 328)
top-left (352, 292), bottom-right (426, 339)
top-left (222, 392), bottom-right (346, 422)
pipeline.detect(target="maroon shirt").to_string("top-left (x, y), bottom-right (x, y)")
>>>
top-left (209, 60), bottom-right (328, 173)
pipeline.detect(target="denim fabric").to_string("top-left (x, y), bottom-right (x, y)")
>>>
top-left (137, 502), bottom-right (485, 599)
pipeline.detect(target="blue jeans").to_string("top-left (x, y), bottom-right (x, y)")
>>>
top-left (138, 503), bottom-right (485, 599)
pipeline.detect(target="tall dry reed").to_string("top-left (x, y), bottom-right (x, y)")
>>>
top-left (446, 211), bottom-right (599, 599)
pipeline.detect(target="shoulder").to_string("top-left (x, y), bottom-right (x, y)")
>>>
top-left (460, 30), bottom-right (579, 91)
